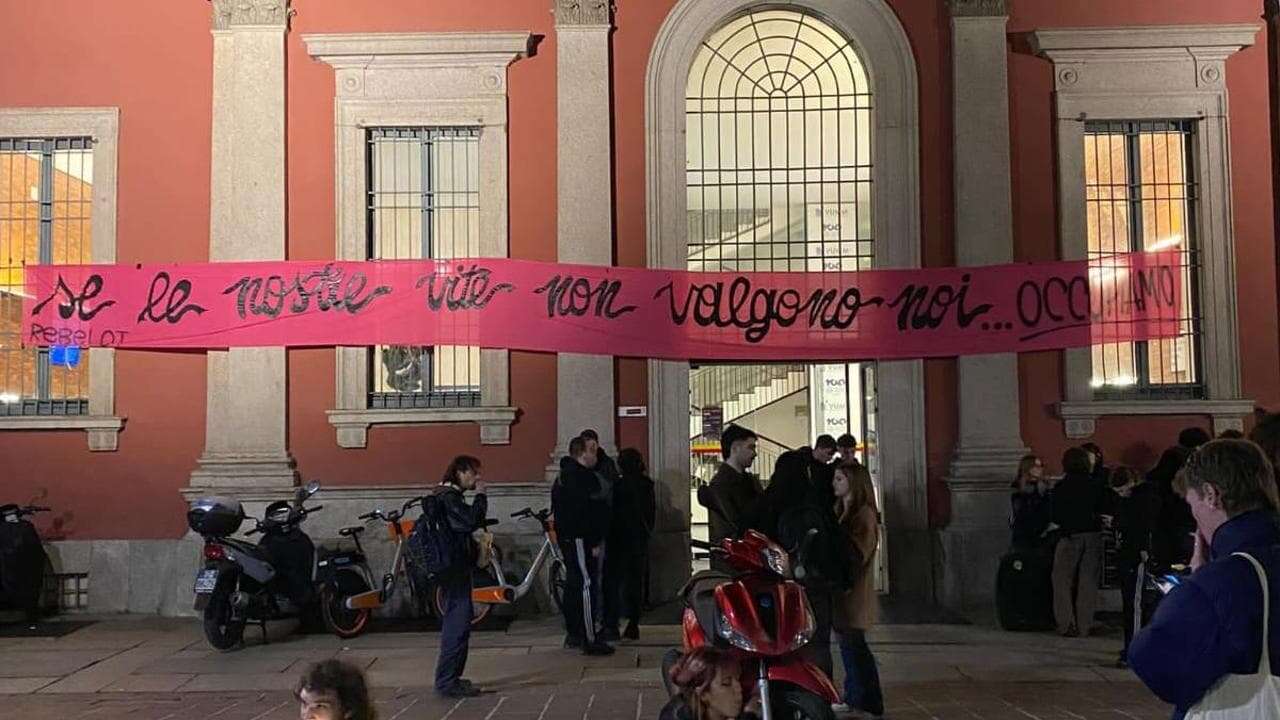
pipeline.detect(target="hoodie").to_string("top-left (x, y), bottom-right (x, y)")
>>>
top-left (552, 456), bottom-right (610, 544)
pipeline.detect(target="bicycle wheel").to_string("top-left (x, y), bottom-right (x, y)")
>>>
top-left (321, 570), bottom-right (372, 639)
top-left (433, 567), bottom-right (498, 627)
top-left (548, 558), bottom-right (567, 612)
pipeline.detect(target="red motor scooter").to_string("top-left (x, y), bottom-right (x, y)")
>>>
top-left (665, 530), bottom-right (838, 720)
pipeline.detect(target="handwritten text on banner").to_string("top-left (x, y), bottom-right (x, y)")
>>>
top-left (21, 254), bottom-right (1183, 362)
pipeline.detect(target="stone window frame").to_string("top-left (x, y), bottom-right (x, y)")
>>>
top-left (645, 0), bottom-right (931, 597)
top-left (304, 33), bottom-right (531, 448)
top-left (0, 107), bottom-right (123, 451)
top-left (1031, 25), bottom-right (1261, 438)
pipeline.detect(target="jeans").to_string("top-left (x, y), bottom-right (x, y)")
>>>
top-left (838, 629), bottom-right (883, 715)
top-left (434, 571), bottom-right (473, 691)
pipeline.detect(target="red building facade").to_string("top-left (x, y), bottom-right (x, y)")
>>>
top-left (1, 0), bottom-right (1277, 614)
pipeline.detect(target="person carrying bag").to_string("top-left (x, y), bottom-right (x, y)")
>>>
top-left (1181, 552), bottom-right (1280, 719)
top-left (1130, 439), bottom-right (1280, 720)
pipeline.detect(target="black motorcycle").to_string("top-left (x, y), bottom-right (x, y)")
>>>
top-left (0, 504), bottom-right (50, 624)
top-left (188, 481), bottom-right (359, 649)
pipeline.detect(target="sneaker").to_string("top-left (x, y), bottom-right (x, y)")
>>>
top-left (598, 627), bottom-right (621, 642)
top-left (583, 641), bottom-right (616, 656)
top-left (623, 622), bottom-right (640, 641)
top-left (437, 683), bottom-right (481, 699)
top-left (564, 635), bottom-right (585, 649)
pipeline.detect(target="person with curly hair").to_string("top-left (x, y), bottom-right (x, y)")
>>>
top-left (295, 659), bottom-right (377, 720)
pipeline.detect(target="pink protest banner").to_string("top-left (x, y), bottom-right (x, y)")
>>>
top-left (19, 253), bottom-right (1182, 362)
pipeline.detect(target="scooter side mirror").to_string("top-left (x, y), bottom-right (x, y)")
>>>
top-left (303, 480), bottom-right (321, 497)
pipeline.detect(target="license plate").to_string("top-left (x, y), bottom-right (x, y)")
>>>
top-left (193, 569), bottom-right (219, 594)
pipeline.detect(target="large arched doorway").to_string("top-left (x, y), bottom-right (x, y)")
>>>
top-left (682, 9), bottom-right (884, 589)
top-left (645, 0), bottom-right (932, 606)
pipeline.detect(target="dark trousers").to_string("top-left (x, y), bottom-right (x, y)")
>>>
top-left (560, 538), bottom-right (600, 643)
top-left (837, 629), bottom-right (883, 715)
top-left (802, 588), bottom-right (834, 680)
top-left (434, 571), bottom-right (473, 692)
top-left (1120, 562), bottom-right (1157, 658)
top-left (602, 543), bottom-right (645, 631)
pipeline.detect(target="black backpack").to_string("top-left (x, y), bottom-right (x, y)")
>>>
top-left (407, 493), bottom-right (464, 581)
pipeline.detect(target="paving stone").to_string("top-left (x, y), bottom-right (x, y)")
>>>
top-left (0, 677), bottom-right (58, 694)
top-left (0, 649), bottom-right (117, 677)
top-left (100, 673), bottom-right (197, 692)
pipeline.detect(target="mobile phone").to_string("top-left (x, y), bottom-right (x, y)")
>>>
top-left (1153, 574), bottom-right (1183, 595)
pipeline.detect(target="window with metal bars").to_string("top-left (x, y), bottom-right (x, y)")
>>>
top-left (366, 127), bottom-right (481, 409)
top-left (1083, 120), bottom-right (1202, 399)
top-left (685, 8), bottom-right (874, 275)
top-left (0, 137), bottom-right (93, 416)
top-left (685, 9), bottom-right (876, 482)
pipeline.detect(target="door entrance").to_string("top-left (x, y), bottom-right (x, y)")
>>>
top-left (689, 362), bottom-right (887, 592)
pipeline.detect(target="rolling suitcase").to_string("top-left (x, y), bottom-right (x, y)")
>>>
top-left (996, 547), bottom-right (1055, 631)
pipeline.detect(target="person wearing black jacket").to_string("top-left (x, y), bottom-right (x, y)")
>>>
top-left (582, 429), bottom-right (628, 641)
top-left (700, 425), bottom-right (761, 572)
top-left (1148, 446), bottom-right (1193, 567)
top-left (1051, 447), bottom-right (1107, 637)
top-left (1110, 466), bottom-right (1161, 668)
top-left (433, 455), bottom-right (488, 698)
top-left (805, 435), bottom-right (839, 510)
top-left (602, 448), bottom-right (657, 641)
top-left (552, 437), bottom-right (614, 656)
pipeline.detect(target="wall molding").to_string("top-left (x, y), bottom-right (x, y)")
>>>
top-left (306, 32), bottom-right (531, 448)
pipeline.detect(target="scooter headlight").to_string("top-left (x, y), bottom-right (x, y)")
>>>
top-left (716, 609), bottom-right (759, 652)
top-left (788, 605), bottom-right (816, 652)
top-left (760, 545), bottom-right (791, 577)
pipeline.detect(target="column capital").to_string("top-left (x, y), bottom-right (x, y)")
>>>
top-left (554, 0), bottom-right (613, 28)
top-left (948, 0), bottom-right (1009, 18)
top-left (212, 0), bottom-right (292, 30)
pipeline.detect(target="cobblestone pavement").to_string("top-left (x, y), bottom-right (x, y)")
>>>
top-left (1, 681), bottom-right (1170, 720)
top-left (0, 615), bottom-right (1172, 719)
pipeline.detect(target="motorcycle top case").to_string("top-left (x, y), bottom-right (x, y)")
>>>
top-left (187, 497), bottom-right (245, 536)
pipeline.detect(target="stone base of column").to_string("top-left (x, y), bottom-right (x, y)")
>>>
top-left (939, 444), bottom-right (1028, 611)
top-left (189, 452), bottom-right (298, 490)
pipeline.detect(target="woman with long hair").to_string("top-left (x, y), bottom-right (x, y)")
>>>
top-left (831, 460), bottom-right (884, 718)
top-left (433, 455), bottom-right (488, 698)
top-left (1010, 453), bottom-right (1052, 550)
top-left (659, 648), bottom-right (759, 720)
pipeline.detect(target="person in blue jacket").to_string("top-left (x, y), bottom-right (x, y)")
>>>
top-left (1129, 438), bottom-right (1280, 719)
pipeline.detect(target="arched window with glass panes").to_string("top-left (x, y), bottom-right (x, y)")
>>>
top-left (685, 9), bottom-right (873, 275)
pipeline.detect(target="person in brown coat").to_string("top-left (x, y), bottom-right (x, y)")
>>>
top-left (831, 460), bottom-right (883, 718)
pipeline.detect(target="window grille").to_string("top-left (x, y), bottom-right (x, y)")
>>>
top-left (365, 127), bottom-right (481, 409)
top-left (685, 9), bottom-right (873, 275)
top-left (1083, 120), bottom-right (1202, 398)
top-left (684, 8), bottom-right (876, 471)
top-left (0, 137), bottom-right (93, 416)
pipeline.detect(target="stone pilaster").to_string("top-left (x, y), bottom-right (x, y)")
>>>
top-left (941, 0), bottom-right (1028, 610)
top-left (190, 0), bottom-right (297, 490)
top-left (548, 0), bottom-right (617, 479)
